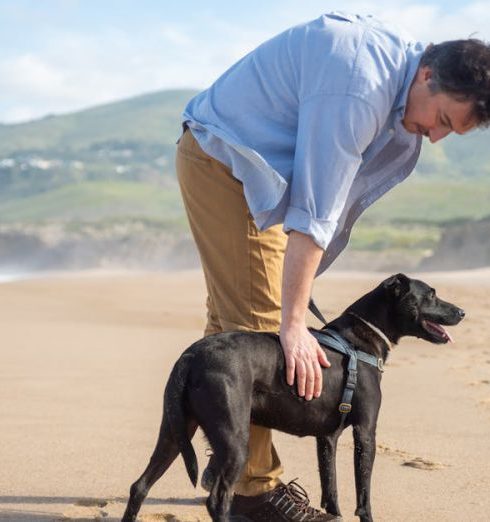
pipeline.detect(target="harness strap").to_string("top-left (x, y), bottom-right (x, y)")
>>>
top-left (310, 328), bottom-right (384, 430)
top-left (338, 344), bottom-right (358, 429)
top-left (313, 329), bottom-right (384, 371)
top-left (308, 298), bottom-right (328, 327)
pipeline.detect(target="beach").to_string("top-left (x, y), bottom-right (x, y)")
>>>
top-left (1, 269), bottom-right (489, 521)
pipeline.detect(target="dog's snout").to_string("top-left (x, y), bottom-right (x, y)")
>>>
top-left (457, 308), bottom-right (465, 319)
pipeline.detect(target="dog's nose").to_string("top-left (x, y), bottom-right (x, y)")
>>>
top-left (458, 308), bottom-right (465, 319)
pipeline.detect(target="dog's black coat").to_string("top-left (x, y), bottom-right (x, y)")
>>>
top-left (122, 274), bottom-right (464, 522)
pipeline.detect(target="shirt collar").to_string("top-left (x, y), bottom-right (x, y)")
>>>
top-left (393, 41), bottom-right (425, 118)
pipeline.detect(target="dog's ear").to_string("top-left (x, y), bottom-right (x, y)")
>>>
top-left (383, 273), bottom-right (410, 297)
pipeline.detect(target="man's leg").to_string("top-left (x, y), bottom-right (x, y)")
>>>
top-left (176, 128), bottom-right (285, 495)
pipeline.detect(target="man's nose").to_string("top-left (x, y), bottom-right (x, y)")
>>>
top-left (429, 127), bottom-right (452, 143)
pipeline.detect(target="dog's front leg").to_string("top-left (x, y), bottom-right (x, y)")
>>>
top-left (353, 424), bottom-right (376, 522)
top-left (316, 434), bottom-right (342, 518)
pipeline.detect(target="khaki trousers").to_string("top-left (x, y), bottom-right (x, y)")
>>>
top-left (176, 129), bottom-right (287, 496)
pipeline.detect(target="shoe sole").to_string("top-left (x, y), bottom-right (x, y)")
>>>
top-left (230, 515), bottom-right (341, 521)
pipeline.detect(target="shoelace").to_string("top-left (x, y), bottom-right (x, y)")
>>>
top-left (281, 479), bottom-right (309, 509)
top-left (278, 479), bottom-right (324, 518)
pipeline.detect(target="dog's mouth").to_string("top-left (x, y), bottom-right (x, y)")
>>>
top-left (421, 319), bottom-right (454, 343)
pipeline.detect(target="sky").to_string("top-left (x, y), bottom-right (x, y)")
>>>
top-left (0, 0), bottom-right (489, 124)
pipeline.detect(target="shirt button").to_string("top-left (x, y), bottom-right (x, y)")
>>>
top-left (389, 128), bottom-right (395, 135)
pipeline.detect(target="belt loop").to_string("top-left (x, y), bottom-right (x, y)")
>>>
top-left (176, 122), bottom-right (189, 145)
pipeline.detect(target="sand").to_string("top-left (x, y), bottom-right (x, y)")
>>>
top-left (1, 268), bottom-right (490, 521)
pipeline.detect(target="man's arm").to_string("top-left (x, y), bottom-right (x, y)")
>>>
top-left (280, 231), bottom-right (330, 401)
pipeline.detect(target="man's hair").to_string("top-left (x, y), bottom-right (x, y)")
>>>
top-left (420, 39), bottom-right (490, 128)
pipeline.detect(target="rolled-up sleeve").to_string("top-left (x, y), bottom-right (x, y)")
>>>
top-left (283, 94), bottom-right (379, 249)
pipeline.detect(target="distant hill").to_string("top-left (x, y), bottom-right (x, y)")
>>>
top-left (419, 217), bottom-right (490, 270)
top-left (417, 129), bottom-right (490, 178)
top-left (0, 89), bottom-right (198, 206)
top-left (0, 87), bottom-right (489, 228)
top-left (0, 89), bottom-right (197, 154)
top-left (0, 87), bottom-right (489, 272)
top-left (0, 87), bottom-right (489, 178)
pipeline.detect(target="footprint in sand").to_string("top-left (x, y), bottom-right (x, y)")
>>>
top-left (479, 397), bottom-right (490, 408)
top-left (75, 498), bottom-right (109, 508)
top-left (377, 443), bottom-right (411, 460)
top-left (140, 514), bottom-right (203, 522)
top-left (449, 365), bottom-right (471, 371)
top-left (58, 498), bottom-right (110, 521)
top-left (468, 379), bottom-right (490, 386)
top-left (403, 457), bottom-right (447, 470)
top-left (377, 444), bottom-right (448, 471)
top-left (59, 513), bottom-right (108, 521)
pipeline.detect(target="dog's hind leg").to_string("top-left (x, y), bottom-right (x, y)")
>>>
top-left (122, 417), bottom-right (198, 522)
top-left (317, 433), bottom-right (342, 518)
top-left (195, 390), bottom-right (250, 522)
top-left (205, 432), bottom-right (248, 522)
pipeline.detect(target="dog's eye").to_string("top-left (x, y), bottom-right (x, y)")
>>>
top-left (423, 289), bottom-right (436, 303)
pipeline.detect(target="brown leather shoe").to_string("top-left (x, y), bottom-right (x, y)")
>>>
top-left (230, 480), bottom-right (340, 521)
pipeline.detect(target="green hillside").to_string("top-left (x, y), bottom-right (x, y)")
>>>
top-left (0, 89), bottom-right (199, 201)
top-left (0, 87), bottom-right (489, 249)
top-left (0, 87), bottom-right (489, 180)
top-left (2, 176), bottom-right (488, 226)
top-left (0, 89), bottom-right (197, 154)
top-left (362, 176), bottom-right (490, 223)
top-left (417, 130), bottom-right (490, 178)
top-left (0, 181), bottom-right (185, 225)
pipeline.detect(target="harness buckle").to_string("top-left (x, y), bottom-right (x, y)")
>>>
top-left (377, 358), bottom-right (385, 372)
top-left (339, 402), bottom-right (352, 414)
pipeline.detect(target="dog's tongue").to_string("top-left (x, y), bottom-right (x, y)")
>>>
top-left (425, 320), bottom-right (454, 343)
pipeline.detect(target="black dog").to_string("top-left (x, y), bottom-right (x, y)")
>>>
top-left (122, 273), bottom-right (464, 522)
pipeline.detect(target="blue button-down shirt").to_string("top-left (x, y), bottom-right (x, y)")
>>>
top-left (183, 12), bottom-right (424, 276)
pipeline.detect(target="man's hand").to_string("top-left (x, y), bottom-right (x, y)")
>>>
top-left (280, 321), bottom-right (330, 400)
top-left (281, 231), bottom-right (330, 400)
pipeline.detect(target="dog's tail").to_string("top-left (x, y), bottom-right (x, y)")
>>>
top-left (164, 352), bottom-right (199, 487)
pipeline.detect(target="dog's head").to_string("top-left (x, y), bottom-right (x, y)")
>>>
top-left (381, 273), bottom-right (465, 344)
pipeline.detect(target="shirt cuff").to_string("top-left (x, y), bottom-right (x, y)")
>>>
top-left (283, 206), bottom-right (337, 250)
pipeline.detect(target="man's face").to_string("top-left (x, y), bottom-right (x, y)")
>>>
top-left (403, 65), bottom-right (477, 143)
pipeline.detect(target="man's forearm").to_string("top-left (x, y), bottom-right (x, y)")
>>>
top-left (281, 230), bottom-right (324, 327)
top-left (280, 230), bottom-right (329, 399)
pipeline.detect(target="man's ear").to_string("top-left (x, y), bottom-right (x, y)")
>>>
top-left (417, 64), bottom-right (433, 83)
top-left (383, 273), bottom-right (410, 297)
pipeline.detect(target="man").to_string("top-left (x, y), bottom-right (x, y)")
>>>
top-left (176, 11), bottom-right (490, 522)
